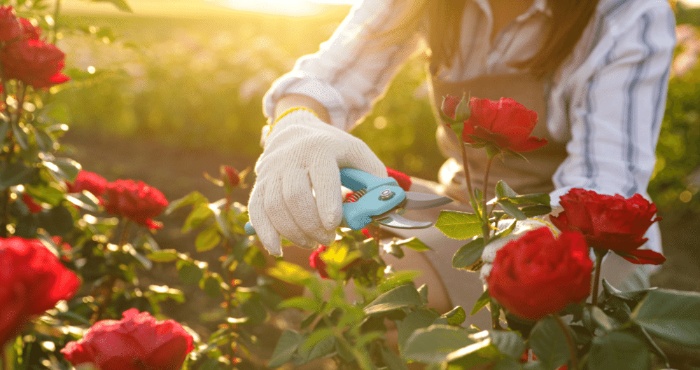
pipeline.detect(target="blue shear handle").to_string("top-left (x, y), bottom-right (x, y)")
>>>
top-left (340, 168), bottom-right (405, 230)
top-left (245, 168), bottom-right (403, 234)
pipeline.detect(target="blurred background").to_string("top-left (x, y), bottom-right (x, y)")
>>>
top-left (55, 0), bottom-right (700, 293)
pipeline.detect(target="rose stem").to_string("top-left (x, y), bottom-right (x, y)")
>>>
top-left (459, 141), bottom-right (476, 207)
top-left (481, 155), bottom-right (495, 244)
top-left (591, 250), bottom-right (605, 307)
top-left (554, 314), bottom-right (579, 369)
top-left (92, 220), bottom-right (132, 322)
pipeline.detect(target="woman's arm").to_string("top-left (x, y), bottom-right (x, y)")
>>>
top-left (550, 2), bottom-right (676, 203)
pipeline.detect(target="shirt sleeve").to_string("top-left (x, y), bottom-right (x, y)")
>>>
top-left (262, 0), bottom-right (424, 131)
top-left (550, 2), bottom-right (676, 204)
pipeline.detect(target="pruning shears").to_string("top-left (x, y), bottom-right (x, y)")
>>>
top-left (245, 168), bottom-right (452, 235)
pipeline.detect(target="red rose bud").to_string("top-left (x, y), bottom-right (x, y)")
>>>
top-left (222, 165), bottom-right (240, 188)
top-left (463, 97), bottom-right (546, 153)
top-left (550, 188), bottom-right (665, 265)
top-left (0, 39), bottom-right (70, 88)
top-left (386, 167), bottom-right (412, 191)
top-left (67, 170), bottom-right (108, 198)
top-left (0, 6), bottom-right (21, 42)
top-left (21, 193), bottom-right (42, 213)
top-left (309, 245), bottom-right (330, 279)
top-left (0, 237), bottom-right (80, 347)
top-left (487, 228), bottom-right (593, 321)
top-left (441, 94), bottom-right (460, 120)
top-left (103, 179), bottom-right (168, 229)
top-left (61, 309), bottom-right (194, 370)
top-left (19, 18), bottom-right (40, 40)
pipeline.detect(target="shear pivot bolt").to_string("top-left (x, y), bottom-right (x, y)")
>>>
top-left (379, 189), bottom-right (395, 200)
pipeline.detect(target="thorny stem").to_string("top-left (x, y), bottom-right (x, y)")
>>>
top-left (591, 250), bottom-right (606, 307)
top-left (459, 141), bottom-right (475, 205)
top-left (554, 314), bottom-right (579, 369)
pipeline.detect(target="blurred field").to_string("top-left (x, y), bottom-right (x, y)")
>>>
top-left (56, 2), bottom-right (700, 292)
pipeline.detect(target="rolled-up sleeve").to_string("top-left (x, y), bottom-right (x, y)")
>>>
top-left (551, 2), bottom-right (676, 203)
top-left (262, 0), bottom-right (423, 130)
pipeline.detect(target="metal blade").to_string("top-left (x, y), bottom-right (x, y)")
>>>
top-left (403, 192), bottom-right (453, 210)
top-left (376, 213), bottom-right (433, 229)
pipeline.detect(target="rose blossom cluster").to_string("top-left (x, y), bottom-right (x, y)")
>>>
top-left (0, 6), bottom-right (69, 88)
top-left (68, 170), bottom-right (169, 230)
top-left (0, 237), bottom-right (81, 347)
top-left (61, 309), bottom-right (194, 370)
top-left (439, 94), bottom-right (665, 322)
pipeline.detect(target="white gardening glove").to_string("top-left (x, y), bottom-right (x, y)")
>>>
top-left (248, 109), bottom-right (387, 256)
top-left (479, 218), bottom-right (556, 283)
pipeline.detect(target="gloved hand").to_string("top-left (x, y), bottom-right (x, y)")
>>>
top-left (248, 108), bottom-right (387, 256)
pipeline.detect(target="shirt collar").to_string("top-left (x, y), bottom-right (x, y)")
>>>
top-left (473, 0), bottom-right (552, 21)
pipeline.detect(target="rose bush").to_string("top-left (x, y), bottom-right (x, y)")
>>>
top-left (61, 309), bottom-right (194, 370)
top-left (486, 227), bottom-right (592, 321)
top-left (0, 237), bottom-right (80, 347)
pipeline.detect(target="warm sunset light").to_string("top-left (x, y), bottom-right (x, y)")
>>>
top-left (209, 0), bottom-right (355, 16)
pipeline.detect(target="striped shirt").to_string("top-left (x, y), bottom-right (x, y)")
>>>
top-left (262, 0), bottom-right (676, 254)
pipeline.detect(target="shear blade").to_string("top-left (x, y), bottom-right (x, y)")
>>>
top-left (377, 213), bottom-right (433, 229)
top-left (403, 192), bottom-right (453, 210)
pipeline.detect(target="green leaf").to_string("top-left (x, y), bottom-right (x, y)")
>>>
top-left (0, 162), bottom-right (36, 189)
top-left (588, 331), bottom-right (650, 370)
top-left (201, 274), bottom-right (223, 298)
top-left (435, 211), bottom-right (483, 240)
top-left (268, 330), bottom-right (303, 368)
top-left (379, 270), bottom-right (421, 294)
top-left (267, 261), bottom-right (313, 286)
top-left (147, 249), bottom-right (180, 263)
top-left (364, 284), bottom-right (422, 316)
top-left (452, 237), bottom-right (485, 269)
top-left (165, 191), bottom-right (208, 214)
top-left (394, 237), bottom-right (432, 251)
top-left (442, 306), bottom-right (466, 326)
top-left (278, 296), bottom-right (321, 312)
top-left (37, 206), bottom-right (74, 236)
top-left (65, 191), bottom-right (101, 212)
top-left (148, 285), bottom-right (185, 303)
top-left (602, 279), bottom-right (652, 304)
top-left (529, 316), bottom-right (570, 369)
top-left (489, 330), bottom-right (525, 359)
top-left (521, 205), bottom-right (553, 217)
top-left (42, 157), bottom-right (81, 182)
top-left (195, 226), bottom-right (221, 252)
top-left (631, 288), bottom-right (700, 346)
top-left (0, 120), bottom-right (9, 144)
top-left (381, 346), bottom-right (408, 370)
top-left (397, 309), bottom-right (439, 352)
top-left (177, 260), bottom-right (205, 285)
top-left (181, 203), bottom-right (214, 233)
top-left (495, 181), bottom-right (518, 198)
top-left (297, 334), bottom-right (335, 364)
top-left (87, 0), bottom-right (133, 12)
top-left (403, 325), bottom-right (475, 363)
top-left (12, 122), bottom-right (29, 150)
top-left (510, 193), bottom-right (551, 206)
top-left (589, 306), bottom-right (616, 332)
top-left (497, 199), bottom-right (527, 220)
top-left (471, 289), bottom-right (491, 316)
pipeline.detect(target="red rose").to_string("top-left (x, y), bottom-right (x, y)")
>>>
top-left (61, 309), bottom-right (194, 370)
top-left (550, 188), bottom-right (665, 265)
top-left (103, 180), bottom-right (168, 230)
top-left (386, 167), bottom-right (412, 191)
top-left (19, 18), bottom-right (41, 40)
top-left (222, 165), bottom-right (240, 187)
top-left (462, 97), bottom-right (547, 153)
top-left (0, 237), bottom-right (80, 346)
top-left (0, 6), bottom-right (21, 42)
top-left (309, 245), bottom-right (330, 279)
top-left (1, 38), bottom-right (69, 88)
top-left (487, 228), bottom-right (593, 321)
top-left (21, 192), bottom-right (42, 213)
top-left (67, 170), bottom-right (108, 198)
top-left (441, 94), bottom-right (461, 120)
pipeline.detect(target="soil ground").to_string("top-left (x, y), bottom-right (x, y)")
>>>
top-left (62, 127), bottom-right (700, 368)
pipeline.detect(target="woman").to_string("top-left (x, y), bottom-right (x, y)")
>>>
top-left (247, 0), bottom-right (676, 323)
